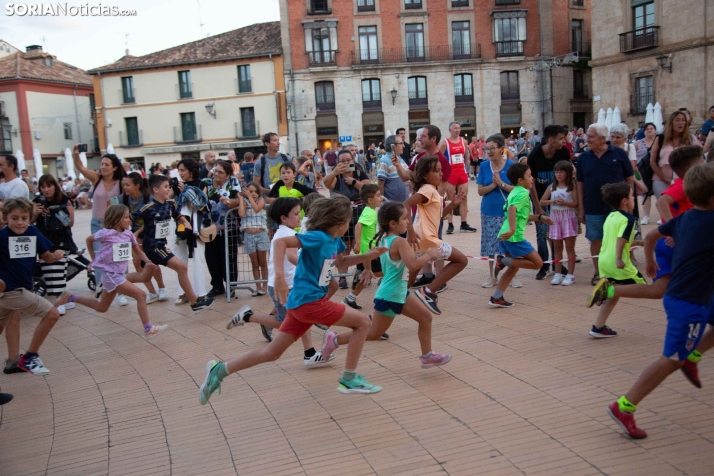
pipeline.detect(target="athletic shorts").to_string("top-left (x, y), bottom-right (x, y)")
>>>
top-left (654, 237), bottom-right (673, 282)
top-left (605, 271), bottom-right (647, 285)
top-left (144, 244), bottom-right (175, 267)
top-left (357, 258), bottom-right (382, 274)
top-left (499, 240), bottom-right (536, 258)
top-left (662, 295), bottom-right (710, 361)
top-left (101, 272), bottom-right (127, 293)
top-left (448, 172), bottom-right (469, 186)
top-left (280, 296), bottom-right (345, 338)
top-left (418, 241), bottom-right (453, 262)
top-left (268, 286), bottom-right (287, 323)
top-left (470, 159), bottom-right (479, 167)
top-left (374, 294), bottom-right (408, 318)
top-left (243, 231), bottom-right (270, 255)
top-left (0, 289), bottom-right (54, 329)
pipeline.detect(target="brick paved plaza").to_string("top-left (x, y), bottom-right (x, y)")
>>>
top-left (1, 193), bottom-right (713, 475)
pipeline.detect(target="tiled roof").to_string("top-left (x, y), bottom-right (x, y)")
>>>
top-left (88, 21), bottom-right (281, 74)
top-left (0, 51), bottom-right (92, 86)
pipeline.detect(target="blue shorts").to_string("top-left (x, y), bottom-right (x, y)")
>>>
top-left (499, 240), bottom-right (536, 258)
top-left (662, 295), bottom-right (710, 361)
top-left (585, 214), bottom-right (607, 242)
top-left (268, 286), bottom-right (287, 323)
top-left (374, 293), bottom-right (409, 318)
top-left (654, 237), bottom-right (673, 282)
top-left (143, 243), bottom-right (175, 267)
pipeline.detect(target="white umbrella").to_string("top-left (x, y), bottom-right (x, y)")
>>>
top-left (605, 107), bottom-right (613, 130)
top-left (597, 108), bottom-right (606, 125)
top-left (653, 102), bottom-right (664, 133)
top-left (15, 150), bottom-right (26, 172)
top-left (645, 103), bottom-right (655, 124)
top-left (106, 143), bottom-right (115, 155)
top-left (64, 148), bottom-right (75, 179)
top-left (33, 148), bottom-right (43, 178)
top-left (612, 107), bottom-right (621, 126)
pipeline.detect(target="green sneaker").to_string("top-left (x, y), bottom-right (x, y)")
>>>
top-left (586, 278), bottom-right (609, 308)
top-left (337, 374), bottom-right (382, 394)
top-left (199, 360), bottom-right (223, 405)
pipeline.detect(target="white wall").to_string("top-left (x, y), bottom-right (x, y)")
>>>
top-left (26, 91), bottom-right (93, 155)
top-left (0, 90), bottom-right (20, 152)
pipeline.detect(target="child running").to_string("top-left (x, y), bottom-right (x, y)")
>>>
top-left (585, 182), bottom-right (644, 337)
top-left (226, 197), bottom-right (334, 366)
top-left (238, 182), bottom-right (269, 296)
top-left (57, 205), bottom-right (168, 339)
top-left (606, 163), bottom-right (714, 439)
top-left (331, 201), bottom-right (451, 368)
top-left (404, 155), bottom-right (468, 314)
top-left (539, 160), bottom-right (578, 285)
top-left (134, 175), bottom-right (213, 313)
top-left (199, 195), bottom-right (387, 404)
top-left (491, 163), bottom-right (553, 307)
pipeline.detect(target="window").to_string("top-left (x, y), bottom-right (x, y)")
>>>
top-left (125, 117), bottom-right (140, 146)
top-left (495, 0), bottom-right (520, 4)
top-left (500, 71), bottom-right (519, 102)
top-left (44, 57), bottom-right (52, 66)
top-left (357, 0), bottom-right (375, 12)
top-left (451, 0), bottom-right (469, 6)
top-left (571, 19), bottom-right (585, 56)
top-left (180, 112), bottom-right (197, 142)
top-left (454, 74), bottom-right (473, 104)
top-left (633, 2), bottom-right (655, 30)
top-left (63, 122), bottom-right (72, 140)
top-left (408, 76), bottom-right (428, 107)
top-left (237, 65), bottom-right (252, 93)
top-left (241, 108), bottom-right (256, 137)
top-left (310, 0), bottom-right (330, 13)
top-left (121, 76), bottom-right (135, 104)
top-left (405, 24), bottom-right (425, 61)
top-left (405, 0), bottom-right (422, 9)
top-left (0, 118), bottom-right (11, 153)
top-left (572, 0), bottom-right (584, 5)
top-left (310, 27), bottom-right (336, 65)
top-left (452, 21), bottom-right (471, 59)
top-left (632, 75), bottom-right (654, 114)
top-left (362, 79), bottom-right (381, 109)
top-left (573, 70), bottom-right (586, 98)
top-left (621, 2), bottom-right (657, 52)
top-left (358, 26), bottom-right (379, 63)
top-left (178, 71), bottom-right (192, 99)
top-left (493, 13), bottom-right (526, 57)
top-left (315, 81), bottom-right (335, 113)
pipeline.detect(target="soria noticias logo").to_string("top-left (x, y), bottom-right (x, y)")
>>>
top-left (5, 3), bottom-right (138, 16)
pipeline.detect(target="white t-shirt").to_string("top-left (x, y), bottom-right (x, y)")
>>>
top-left (0, 177), bottom-right (30, 200)
top-left (551, 186), bottom-right (574, 211)
top-left (268, 224), bottom-right (296, 288)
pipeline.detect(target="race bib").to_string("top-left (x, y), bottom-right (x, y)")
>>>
top-left (318, 258), bottom-right (336, 286)
top-left (401, 264), bottom-right (409, 281)
top-left (9, 236), bottom-right (36, 259)
top-left (451, 153), bottom-right (464, 165)
top-left (155, 220), bottom-right (170, 240)
top-left (112, 242), bottom-right (132, 262)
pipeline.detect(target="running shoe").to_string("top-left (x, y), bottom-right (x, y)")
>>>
top-left (493, 255), bottom-right (507, 280)
top-left (3, 355), bottom-right (23, 374)
top-left (260, 325), bottom-right (273, 342)
top-left (446, 223), bottom-right (454, 235)
top-left (381, 333), bottom-right (389, 340)
top-left (227, 305), bottom-right (252, 329)
top-left (343, 297), bottom-right (362, 310)
top-left (206, 289), bottom-right (225, 299)
top-left (589, 325), bottom-right (617, 338)
top-left (411, 274), bottom-right (435, 289)
top-left (561, 274), bottom-right (576, 286)
top-left (337, 374), bottom-right (382, 394)
top-left (144, 324), bottom-right (168, 339)
top-left (18, 355), bottom-right (49, 375)
top-left (0, 393), bottom-right (13, 405)
top-left (420, 352), bottom-right (452, 369)
top-left (57, 305), bottom-right (66, 316)
top-left (95, 282), bottom-right (104, 299)
top-left (551, 274), bottom-right (564, 285)
top-left (158, 288), bottom-right (169, 301)
top-left (191, 297), bottom-right (214, 314)
top-left (303, 351), bottom-right (336, 367)
top-left (198, 360), bottom-right (223, 405)
top-left (535, 267), bottom-right (548, 280)
top-left (146, 293), bottom-right (160, 304)
top-left (586, 278), bottom-right (609, 308)
top-left (640, 216), bottom-right (649, 225)
top-left (338, 277), bottom-right (348, 289)
top-left (460, 223), bottom-right (477, 233)
top-left (510, 279), bottom-right (523, 288)
top-left (64, 302), bottom-right (75, 310)
top-left (436, 284), bottom-right (447, 293)
top-left (681, 359), bottom-right (702, 388)
top-left (607, 401), bottom-right (647, 439)
top-left (118, 294), bottom-right (129, 306)
top-left (489, 296), bottom-right (513, 308)
top-left (482, 276), bottom-right (498, 288)
top-left (352, 268), bottom-right (363, 290)
top-left (416, 287), bottom-right (441, 315)
top-left (321, 331), bottom-right (339, 362)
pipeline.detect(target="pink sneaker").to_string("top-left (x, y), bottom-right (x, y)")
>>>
top-left (420, 352), bottom-right (452, 369)
top-left (607, 401), bottom-right (647, 439)
top-left (321, 331), bottom-right (338, 362)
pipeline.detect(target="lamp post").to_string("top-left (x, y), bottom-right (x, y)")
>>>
top-left (205, 102), bottom-right (217, 118)
top-left (390, 88), bottom-right (398, 105)
top-left (656, 54), bottom-right (672, 73)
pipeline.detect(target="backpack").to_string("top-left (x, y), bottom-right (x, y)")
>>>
top-left (258, 153), bottom-right (290, 187)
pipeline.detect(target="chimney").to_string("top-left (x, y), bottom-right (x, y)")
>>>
top-left (26, 45), bottom-right (43, 53)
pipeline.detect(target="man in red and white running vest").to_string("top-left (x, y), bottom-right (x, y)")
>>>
top-left (439, 121), bottom-right (477, 234)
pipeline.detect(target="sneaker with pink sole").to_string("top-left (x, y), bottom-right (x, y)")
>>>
top-left (420, 352), bottom-right (452, 369)
top-left (321, 331), bottom-right (339, 362)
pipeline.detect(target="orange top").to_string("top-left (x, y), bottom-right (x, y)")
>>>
top-left (413, 184), bottom-right (442, 251)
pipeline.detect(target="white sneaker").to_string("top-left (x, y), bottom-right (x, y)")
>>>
top-left (158, 288), bottom-right (169, 301)
top-left (640, 216), bottom-right (649, 225)
top-left (57, 305), bottom-right (66, 316)
top-left (510, 279), bottom-right (524, 288)
top-left (482, 276), bottom-right (498, 288)
top-left (118, 294), bottom-right (129, 306)
top-left (146, 293), bottom-right (160, 304)
top-left (550, 274), bottom-right (564, 285)
top-left (657, 218), bottom-right (664, 225)
top-left (303, 351), bottom-right (336, 367)
top-left (561, 274), bottom-right (575, 286)
top-left (144, 324), bottom-right (168, 339)
top-left (63, 302), bottom-right (75, 310)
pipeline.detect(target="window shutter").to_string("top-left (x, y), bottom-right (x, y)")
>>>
top-left (518, 17), bottom-right (526, 41)
top-left (329, 27), bottom-right (338, 51)
top-left (305, 28), bottom-right (313, 52)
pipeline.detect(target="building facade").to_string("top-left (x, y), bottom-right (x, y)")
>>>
top-left (280, 0), bottom-right (592, 154)
top-left (590, 0), bottom-right (714, 132)
top-left (0, 45), bottom-right (96, 177)
top-left (88, 22), bottom-right (288, 169)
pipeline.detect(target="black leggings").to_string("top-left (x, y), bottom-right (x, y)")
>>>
top-left (204, 233), bottom-right (239, 292)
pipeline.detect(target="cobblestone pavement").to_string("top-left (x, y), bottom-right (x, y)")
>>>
top-left (1, 191), bottom-right (713, 476)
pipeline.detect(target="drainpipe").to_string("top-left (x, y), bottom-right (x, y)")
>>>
top-left (72, 84), bottom-right (82, 143)
top-left (290, 67), bottom-right (298, 155)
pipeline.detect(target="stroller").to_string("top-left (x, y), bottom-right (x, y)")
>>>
top-left (33, 248), bottom-right (96, 296)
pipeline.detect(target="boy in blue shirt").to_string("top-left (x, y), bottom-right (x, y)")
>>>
top-left (0, 198), bottom-right (64, 375)
top-left (607, 163), bottom-right (714, 439)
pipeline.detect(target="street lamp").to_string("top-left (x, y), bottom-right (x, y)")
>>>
top-left (205, 102), bottom-right (217, 118)
top-left (656, 54), bottom-right (672, 73)
top-left (390, 88), bottom-right (398, 105)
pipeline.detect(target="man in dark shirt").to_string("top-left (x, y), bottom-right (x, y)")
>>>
top-left (576, 124), bottom-right (634, 283)
top-left (323, 147), bottom-right (337, 175)
top-left (199, 151), bottom-right (217, 180)
top-left (396, 128), bottom-right (411, 164)
top-left (528, 125), bottom-right (571, 279)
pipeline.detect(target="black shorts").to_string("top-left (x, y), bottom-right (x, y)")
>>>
top-left (470, 159), bottom-right (479, 167)
top-left (143, 243), bottom-right (175, 267)
top-left (357, 258), bottom-right (382, 274)
top-left (607, 271), bottom-right (646, 285)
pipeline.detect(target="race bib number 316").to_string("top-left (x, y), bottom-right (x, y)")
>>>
top-left (155, 220), bottom-right (170, 240)
top-left (9, 236), bottom-right (37, 259)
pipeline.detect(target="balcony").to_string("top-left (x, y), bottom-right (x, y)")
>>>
top-left (308, 0), bottom-right (330, 15)
top-left (405, 0), bottom-right (422, 9)
top-left (352, 44), bottom-right (481, 66)
top-left (316, 100), bottom-right (336, 114)
top-left (237, 79), bottom-right (252, 94)
top-left (572, 84), bottom-right (590, 101)
top-left (455, 88), bottom-right (474, 105)
top-left (118, 130), bottom-right (143, 148)
top-left (234, 121), bottom-right (260, 140)
top-left (362, 98), bottom-right (382, 110)
top-left (572, 33), bottom-right (591, 58)
top-left (495, 41), bottom-right (524, 58)
top-left (630, 93), bottom-right (656, 115)
top-left (495, 0), bottom-right (520, 5)
top-left (308, 51), bottom-right (337, 67)
top-left (173, 125), bottom-right (202, 144)
top-left (176, 83), bottom-right (193, 100)
top-left (408, 93), bottom-right (428, 109)
top-left (619, 26), bottom-right (659, 53)
top-left (120, 89), bottom-right (135, 104)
